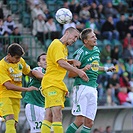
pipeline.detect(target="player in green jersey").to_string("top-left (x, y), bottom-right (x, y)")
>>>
top-left (23, 53), bottom-right (46, 133)
top-left (66, 28), bottom-right (116, 133)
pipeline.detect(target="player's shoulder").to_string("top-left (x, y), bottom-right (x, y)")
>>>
top-left (0, 58), bottom-right (5, 67)
top-left (75, 46), bottom-right (84, 54)
top-left (33, 67), bottom-right (45, 73)
top-left (49, 39), bottom-right (61, 49)
top-left (19, 57), bottom-right (26, 64)
top-left (33, 67), bottom-right (42, 70)
top-left (93, 46), bottom-right (100, 52)
top-left (0, 58), bottom-right (4, 63)
top-left (51, 39), bottom-right (60, 45)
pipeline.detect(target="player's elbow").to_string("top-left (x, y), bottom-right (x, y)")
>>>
top-left (58, 59), bottom-right (67, 68)
top-left (68, 73), bottom-right (73, 78)
top-left (4, 82), bottom-right (13, 90)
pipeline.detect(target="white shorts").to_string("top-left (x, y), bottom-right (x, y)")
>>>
top-left (72, 85), bottom-right (97, 121)
top-left (25, 104), bottom-right (45, 133)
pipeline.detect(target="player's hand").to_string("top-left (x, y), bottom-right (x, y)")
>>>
top-left (65, 91), bottom-right (69, 97)
top-left (27, 86), bottom-right (38, 91)
top-left (107, 66), bottom-right (116, 72)
top-left (84, 64), bottom-right (92, 71)
top-left (73, 60), bottom-right (81, 67)
top-left (77, 69), bottom-right (89, 82)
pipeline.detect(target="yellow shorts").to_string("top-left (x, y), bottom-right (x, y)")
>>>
top-left (42, 87), bottom-right (66, 108)
top-left (0, 97), bottom-right (20, 122)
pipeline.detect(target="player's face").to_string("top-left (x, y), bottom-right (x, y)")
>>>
top-left (85, 32), bottom-right (97, 47)
top-left (8, 55), bottom-right (21, 63)
top-left (66, 30), bottom-right (79, 46)
top-left (38, 55), bottom-right (46, 69)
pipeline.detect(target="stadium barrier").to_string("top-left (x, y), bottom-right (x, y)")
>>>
top-left (0, 106), bottom-right (132, 133)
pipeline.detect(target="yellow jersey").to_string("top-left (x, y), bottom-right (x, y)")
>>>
top-left (41, 39), bottom-right (68, 92)
top-left (0, 57), bottom-right (31, 98)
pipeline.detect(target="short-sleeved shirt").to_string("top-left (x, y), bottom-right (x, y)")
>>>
top-left (41, 39), bottom-right (68, 92)
top-left (0, 57), bottom-right (31, 98)
top-left (73, 45), bottom-right (100, 88)
top-left (23, 67), bottom-right (45, 107)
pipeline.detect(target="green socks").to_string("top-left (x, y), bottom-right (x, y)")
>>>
top-left (66, 123), bottom-right (78, 133)
top-left (80, 126), bottom-right (91, 133)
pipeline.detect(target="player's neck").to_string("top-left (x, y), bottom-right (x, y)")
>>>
top-left (59, 38), bottom-right (66, 45)
top-left (85, 45), bottom-right (94, 50)
top-left (4, 56), bottom-right (10, 63)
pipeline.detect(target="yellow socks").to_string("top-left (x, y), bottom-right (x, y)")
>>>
top-left (5, 119), bottom-right (16, 133)
top-left (41, 120), bottom-right (52, 133)
top-left (41, 120), bottom-right (63, 133)
top-left (52, 122), bottom-right (63, 133)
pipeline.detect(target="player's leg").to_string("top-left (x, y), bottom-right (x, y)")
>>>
top-left (0, 98), bottom-right (19, 133)
top-left (41, 87), bottom-right (53, 133)
top-left (66, 85), bottom-right (85, 133)
top-left (41, 108), bottom-right (52, 133)
top-left (51, 106), bottom-right (64, 133)
top-left (66, 115), bottom-right (83, 133)
top-left (25, 104), bottom-right (45, 133)
top-left (80, 87), bottom-right (98, 133)
top-left (80, 118), bottom-right (93, 133)
top-left (5, 114), bottom-right (16, 133)
top-left (41, 87), bottom-right (65, 133)
top-left (50, 87), bottom-right (65, 133)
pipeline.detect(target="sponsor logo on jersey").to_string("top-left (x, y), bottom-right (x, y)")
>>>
top-left (91, 60), bottom-right (99, 71)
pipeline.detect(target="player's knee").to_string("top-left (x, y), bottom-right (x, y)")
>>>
top-left (52, 106), bottom-right (62, 121)
top-left (84, 119), bottom-right (94, 128)
top-left (4, 114), bottom-right (14, 121)
top-left (89, 121), bottom-right (94, 128)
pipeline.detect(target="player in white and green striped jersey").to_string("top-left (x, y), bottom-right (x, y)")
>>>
top-left (23, 53), bottom-right (46, 133)
top-left (66, 28), bottom-right (116, 133)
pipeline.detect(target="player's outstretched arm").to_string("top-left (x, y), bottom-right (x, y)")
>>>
top-left (58, 59), bottom-right (89, 82)
top-left (68, 64), bottom-right (91, 78)
top-left (27, 70), bottom-right (44, 80)
top-left (4, 81), bottom-right (38, 92)
top-left (99, 66), bottom-right (116, 72)
top-left (106, 66), bottom-right (116, 72)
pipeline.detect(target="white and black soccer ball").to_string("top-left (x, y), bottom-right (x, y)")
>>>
top-left (55, 8), bottom-right (72, 24)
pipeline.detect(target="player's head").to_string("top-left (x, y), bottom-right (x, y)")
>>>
top-left (63, 27), bottom-right (80, 46)
top-left (7, 43), bottom-right (25, 63)
top-left (80, 28), bottom-right (97, 48)
top-left (37, 53), bottom-right (46, 69)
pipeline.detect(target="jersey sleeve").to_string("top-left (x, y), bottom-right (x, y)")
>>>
top-left (73, 48), bottom-right (84, 61)
top-left (0, 64), bottom-right (11, 85)
top-left (51, 42), bottom-right (67, 64)
top-left (33, 67), bottom-right (43, 73)
top-left (21, 58), bottom-right (31, 75)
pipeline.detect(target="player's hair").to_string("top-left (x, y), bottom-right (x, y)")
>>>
top-left (64, 27), bottom-right (79, 34)
top-left (37, 53), bottom-right (46, 62)
top-left (7, 43), bottom-right (25, 57)
top-left (80, 28), bottom-right (93, 43)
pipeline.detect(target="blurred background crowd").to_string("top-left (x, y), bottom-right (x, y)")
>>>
top-left (0, 0), bottom-right (133, 108)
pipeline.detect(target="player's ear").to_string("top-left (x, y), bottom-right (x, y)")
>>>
top-left (65, 30), bottom-right (69, 35)
top-left (84, 39), bottom-right (88, 44)
top-left (38, 62), bottom-right (40, 66)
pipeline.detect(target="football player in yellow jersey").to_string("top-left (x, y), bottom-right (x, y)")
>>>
top-left (41, 27), bottom-right (89, 133)
top-left (0, 43), bottom-right (44, 133)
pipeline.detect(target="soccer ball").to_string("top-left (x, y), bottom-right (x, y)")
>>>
top-left (55, 8), bottom-right (72, 24)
